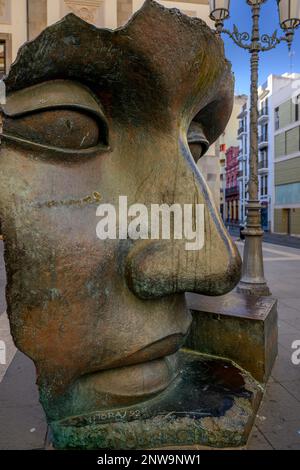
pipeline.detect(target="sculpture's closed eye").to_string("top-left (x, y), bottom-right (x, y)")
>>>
top-left (3, 108), bottom-right (107, 151)
top-left (1, 80), bottom-right (110, 155)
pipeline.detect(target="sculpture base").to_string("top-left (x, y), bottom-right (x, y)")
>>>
top-left (186, 292), bottom-right (278, 383)
top-left (50, 350), bottom-right (263, 450)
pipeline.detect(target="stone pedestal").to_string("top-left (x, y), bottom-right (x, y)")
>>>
top-left (186, 292), bottom-right (278, 384)
top-left (48, 292), bottom-right (278, 450)
top-left (49, 350), bottom-right (263, 450)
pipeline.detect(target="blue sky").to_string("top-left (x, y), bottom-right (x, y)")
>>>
top-left (221, 0), bottom-right (300, 95)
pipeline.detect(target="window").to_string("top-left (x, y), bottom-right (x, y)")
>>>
top-left (286, 126), bottom-right (300, 155)
top-left (265, 175), bottom-right (268, 196)
top-left (260, 175), bottom-right (268, 197)
top-left (276, 132), bottom-right (285, 158)
top-left (260, 149), bottom-right (268, 168)
top-left (275, 107), bottom-right (279, 130)
top-left (278, 100), bottom-right (292, 128)
top-left (261, 97), bottom-right (268, 115)
top-left (262, 124), bottom-right (268, 140)
top-left (296, 95), bottom-right (300, 122)
top-left (275, 182), bottom-right (300, 205)
top-left (0, 41), bottom-right (6, 79)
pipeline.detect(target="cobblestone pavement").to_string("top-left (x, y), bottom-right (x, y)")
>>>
top-left (0, 240), bottom-right (300, 450)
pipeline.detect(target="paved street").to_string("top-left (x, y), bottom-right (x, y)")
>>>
top-left (236, 239), bottom-right (300, 450)
top-left (0, 239), bottom-right (300, 450)
top-left (228, 225), bottom-right (300, 250)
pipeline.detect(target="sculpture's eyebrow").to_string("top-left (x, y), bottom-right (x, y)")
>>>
top-left (2, 80), bottom-right (106, 122)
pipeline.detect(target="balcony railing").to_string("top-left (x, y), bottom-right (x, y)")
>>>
top-left (226, 186), bottom-right (239, 197)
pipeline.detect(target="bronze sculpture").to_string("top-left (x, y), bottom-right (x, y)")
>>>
top-left (0, 0), bottom-right (266, 450)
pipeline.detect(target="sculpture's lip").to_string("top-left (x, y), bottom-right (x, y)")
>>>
top-left (84, 353), bottom-right (180, 398)
top-left (89, 332), bottom-right (189, 374)
top-left (49, 354), bottom-right (181, 423)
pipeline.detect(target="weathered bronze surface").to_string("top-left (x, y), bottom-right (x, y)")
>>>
top-left (186, 292), bottom-right (278, 383)
top-left (0, 0), bottom-right (244, 448)
top-left (50, 350), bottom-right (263, 450)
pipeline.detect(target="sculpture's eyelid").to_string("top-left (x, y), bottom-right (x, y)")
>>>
top-left (1, 80), bottom-right (107, 124)
top-left (0, 80), bottom-right (110, 155)
top-left (3, 103), bottom-right (106, 123)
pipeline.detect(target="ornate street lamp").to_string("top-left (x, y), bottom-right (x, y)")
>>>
top-left (209, 0), bottom-right (300, 296)
top-left (209, 0), bottom-right (231, 21)
top-left (278, 0), bottom-right (300, 29)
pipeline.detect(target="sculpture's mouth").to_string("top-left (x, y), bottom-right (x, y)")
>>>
top-left (65, 334), bottom-right (189, 415)
top-left (76, 333), bottom-right (188, 398)
top-left (47, 353), bottom-right (181, 423)
top-left (81, 353), bottom-right (180, 400)
top-left (44, 339), bottom-right (186, 423)
top-left (98, 332), bottom-right (188, 372)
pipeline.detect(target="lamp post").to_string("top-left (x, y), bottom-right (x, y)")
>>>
top-left (209, 0), bottom-right (300, 296)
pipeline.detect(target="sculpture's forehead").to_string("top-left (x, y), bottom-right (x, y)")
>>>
top-left (4, 0), bottom-right (233, 130)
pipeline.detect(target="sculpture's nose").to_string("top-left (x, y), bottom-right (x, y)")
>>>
top-left (125, 231), bottom-right (241, 300)
top-left (125, 140), bottom-right (242, 300)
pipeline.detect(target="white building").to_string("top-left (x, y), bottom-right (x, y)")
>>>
top-left (238, 72), bottom-right (300, 233)
top-left (273, 73), bottom-right (300, 235)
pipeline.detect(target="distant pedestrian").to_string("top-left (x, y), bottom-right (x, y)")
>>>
top-left (240, 224), bottom-right (245, 241)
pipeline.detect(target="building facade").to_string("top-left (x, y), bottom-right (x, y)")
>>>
top-left (237, 100), bottom-right (249, 225)
top-left (225, 146), bottom-right (240, 223)
top-left (273, 74), bottom-right (300, 235)
top-left (238, 73), bottom-right (300, 234)
top-left (219, 95), bottom-right (247, 221)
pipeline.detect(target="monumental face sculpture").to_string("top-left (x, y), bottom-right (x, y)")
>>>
top-left (0, 0), bottom-right (241, 441)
